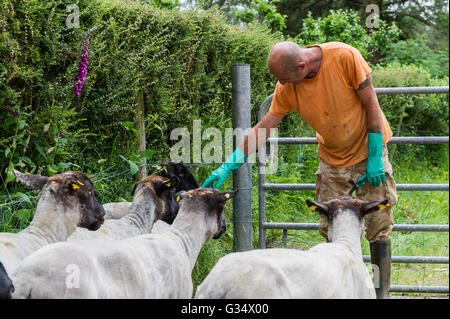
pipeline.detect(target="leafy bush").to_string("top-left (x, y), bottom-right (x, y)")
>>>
top-left (296, 9), bottom-right (401, 63)
top-left (0, 0), bottom-right (278, 186)
top-left (234, 0), bottom-right (287, 33)
top-left (372, 62), bottom-right (449, 137)
top-left (383, 34), bottom-right (449, 79)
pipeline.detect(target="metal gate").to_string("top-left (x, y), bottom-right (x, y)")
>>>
top-left (257, 86), bottom-right (449, 294)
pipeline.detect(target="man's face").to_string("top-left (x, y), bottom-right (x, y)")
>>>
top-left (271, 63), bottom-right (307, 85)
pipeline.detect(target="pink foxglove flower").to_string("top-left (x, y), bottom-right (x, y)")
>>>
top-left (74, 39), bottom-right (90, 97)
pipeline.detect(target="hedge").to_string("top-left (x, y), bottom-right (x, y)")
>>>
top-left (0, 0), bottom-right (278, 183)
top-left (1, 0), bottom-right (448, 185)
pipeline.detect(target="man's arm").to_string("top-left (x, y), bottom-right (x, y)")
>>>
top-left (237, 111), bottom-right (285, 156)
top-left (202, 111), bottom-right (284, 188)
top-left (355, 74), bottom-right (386, 187)
top-left (355, 75), bottom-right (383, 133)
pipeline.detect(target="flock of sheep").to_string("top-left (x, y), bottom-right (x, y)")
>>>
top-left (0, 161), bottom-right (387, 299)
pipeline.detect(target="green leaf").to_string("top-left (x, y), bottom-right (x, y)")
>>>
top-left (129, 160), bottom-right (139, 175)
top-left (140, 149), bottom-right (156, 159)
top-left (35, 144), bottom-right (47, 159)
top-left (14, 192), bottom-right (32, 206)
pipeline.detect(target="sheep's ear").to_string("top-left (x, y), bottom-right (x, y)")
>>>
top-left (216, 189), bottom-right (239, 203)
top-left (13, 169), bottom-right (49, 190)
top-left (306, 200), bottom-right (329, 215)
top-left (161, 176), bottom-right (179, 190)
top-left (175, 190), bottom-right (187, 202)
top-left (63, 177), bottom-right (83, 195)
top-left (361, 199), bottom-right (390, 217)
top-left (131, 182), bottom-right (139, 196)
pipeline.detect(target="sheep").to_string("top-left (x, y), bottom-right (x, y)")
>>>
top-left (195, 196), bottom-right (389, 299)
top-left (11, 188), bottom-right (237, 299)
top-left (0, 261), bottom-right (14, 299)
top-left (67, 175), bottom-right (179, 241)
top-left (102, 161), bottom-right (199, 220)
top-left (0, 170), bottom-right (105, 283)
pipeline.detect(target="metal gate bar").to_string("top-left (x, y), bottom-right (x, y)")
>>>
top-left (257, 86), bottom-right (449, 294)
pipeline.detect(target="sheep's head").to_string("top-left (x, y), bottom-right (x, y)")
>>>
top-left (306, 196), bottom-right (389, 240)
top-left (306, 196), bottom-right (389, 222)
top-left (155, 161), bottom-right (199, 192)
top-left (131, 175), bottom-right (179, 224)
top-left (175, 188), bottom-right (238, 241)
top-left (0, 261), bottom-right (14, 299)
top-left (13, 170), bottom-right (105, 231)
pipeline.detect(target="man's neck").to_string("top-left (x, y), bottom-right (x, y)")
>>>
top-left (304, 46), bottom-right (322, 79)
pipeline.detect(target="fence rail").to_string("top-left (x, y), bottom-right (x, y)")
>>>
top-left (257, 86), bottom-right (449, 295)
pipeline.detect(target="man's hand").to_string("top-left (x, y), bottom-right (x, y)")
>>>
top-left (202, 148), bottom-right (247, 189)
top-left (356, 132), bottom-right (385, 188)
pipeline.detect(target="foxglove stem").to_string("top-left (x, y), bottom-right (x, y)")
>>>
top-left (74, 39), bottom-right (90, 97)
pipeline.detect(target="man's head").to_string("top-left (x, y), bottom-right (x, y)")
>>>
top-left (267, 41), bottom-right (308, 85)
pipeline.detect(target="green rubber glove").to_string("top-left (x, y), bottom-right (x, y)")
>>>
top-left (202, 148), bottom-right (247, 189)
top-left (356, 133), bottom-right (386, 188)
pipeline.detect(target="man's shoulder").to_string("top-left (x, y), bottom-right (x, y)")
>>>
top-left (320, 42), bottom-right (360, 57)
top-left (274, 81), bottom-right (296, 95)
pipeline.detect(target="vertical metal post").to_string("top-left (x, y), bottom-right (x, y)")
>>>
top-left (136, 89), bottom-right (147, 181)
top-left (258, 141), bottom-right (267, 249)
top-left (232, 64), bottom-right (252, 252)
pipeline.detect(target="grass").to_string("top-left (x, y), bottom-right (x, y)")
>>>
top-left (1, 145), bottom-right (448, 297)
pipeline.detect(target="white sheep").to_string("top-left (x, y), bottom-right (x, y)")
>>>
top-left (103, 202), bottom-right (132, 220)
top-left (12, 188), bottom-right (236, 299)
top-left (0, 170), bottom-right (105, 281)
top-left (67, 175), bottom-right (179, 241)
top-left (195, 196), bottom-right (389, 299)
top-left (101, 161), bottom-right (199, 220)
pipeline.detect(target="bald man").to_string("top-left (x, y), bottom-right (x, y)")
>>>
top-left (202, 41), bottom-right (397, 299)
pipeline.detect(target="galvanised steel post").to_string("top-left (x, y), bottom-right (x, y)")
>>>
top-left (232, 64), bottom-right (252, 252)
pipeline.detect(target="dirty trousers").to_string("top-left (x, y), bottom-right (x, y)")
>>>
top-left (315, 146), bottom-right (398, 243)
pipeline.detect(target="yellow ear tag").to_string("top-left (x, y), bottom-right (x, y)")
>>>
top-left (176, 196), bottom-right (180, 202)
top-left (72, 184), bottom-right (80, 190)
top-left (378, 204), bottom-right (386, 210)
top-left (77, 181), bottom-right (84, 186)
top-left (309, 205), bottom-right (317, 211)
top-left (225, 193), bottom-right (230, 199)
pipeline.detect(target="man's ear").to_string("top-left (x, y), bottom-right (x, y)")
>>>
top-left (14, 169), bottom-right (49, 190)
top-left (361, 199), bottom-right (390, 217)
top-left (306, 200), bottom-right (329, 216)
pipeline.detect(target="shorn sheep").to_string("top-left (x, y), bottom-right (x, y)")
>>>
top-left (0, 170), bottom-right (105, 291)
top-left (67, 175), bottom-right (179, 241)
top-left (195, 196), bottom-right (389, 299)
top-left (102, 162), bottom-right (199, 220)
top-left (12, 188), bottom-right (236, 299)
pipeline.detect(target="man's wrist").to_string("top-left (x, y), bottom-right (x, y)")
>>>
top-left (223, 148), bottom-right (247, 170)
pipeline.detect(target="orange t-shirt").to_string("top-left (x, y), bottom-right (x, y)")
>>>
top-left (269, 42), bottom-right (393, 168)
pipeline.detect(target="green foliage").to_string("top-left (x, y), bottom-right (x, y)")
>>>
top-left (234, 0), bottom-right (287, 33)
top-left (383, 34), bottom-right (449, 79)
top-left (145, 0), bottom-right (180, 10)
top-left (0, 0), bottom-right (278, 187)
top-left (372, 62), bottom-right (449, 137)
top-left (296, 9), bottom-right (401, 63)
